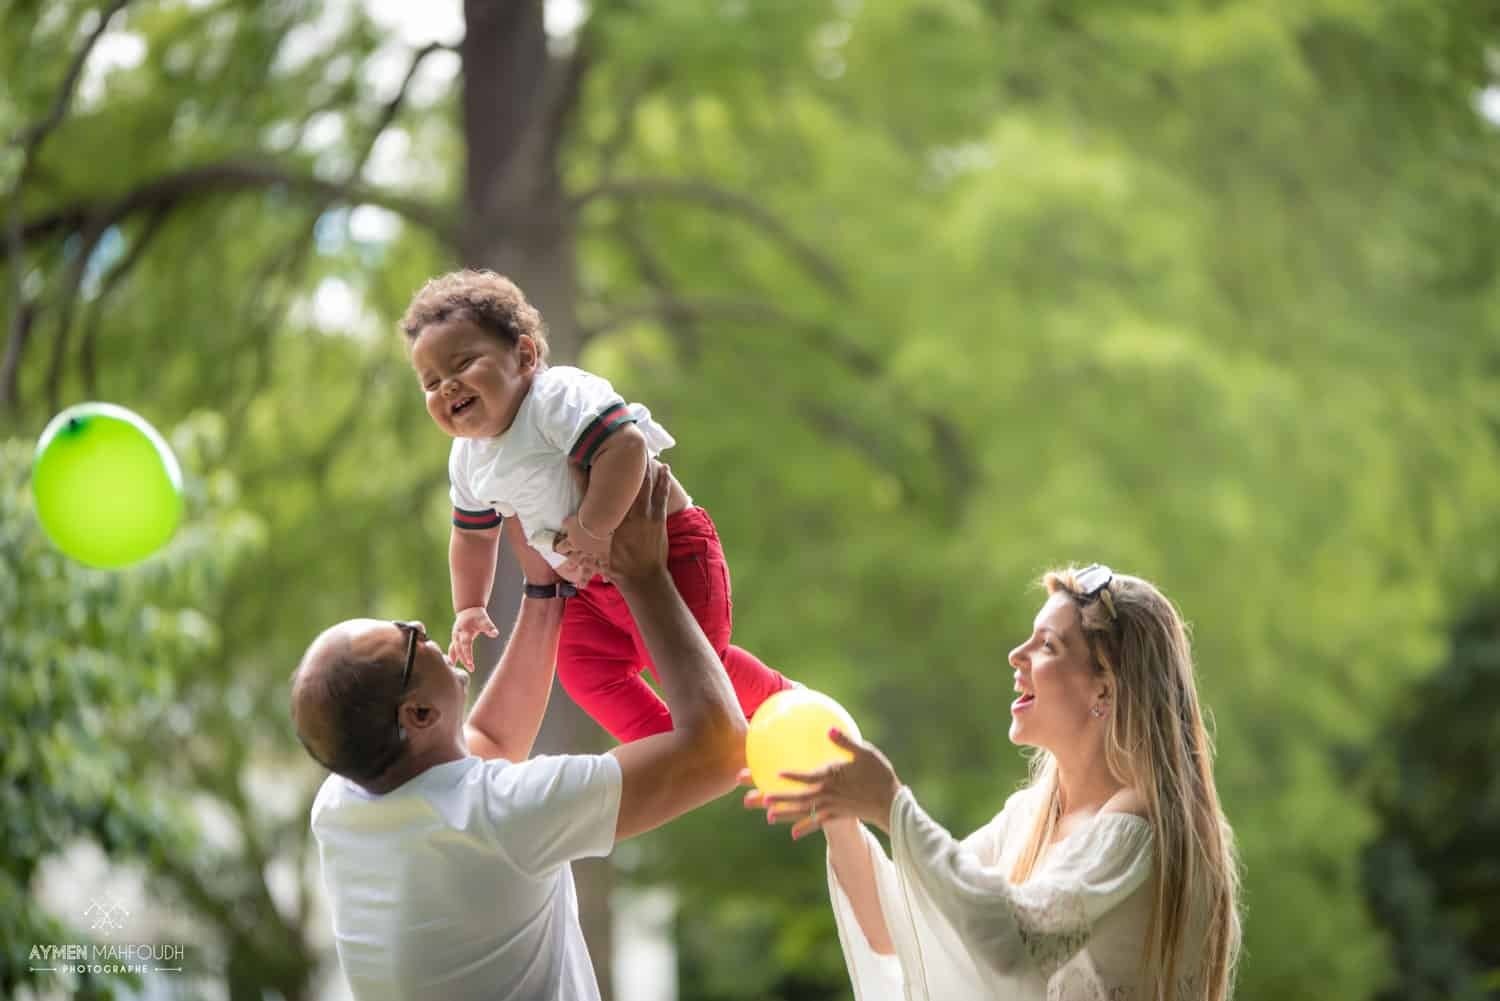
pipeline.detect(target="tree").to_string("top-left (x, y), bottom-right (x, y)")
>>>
top-left (5, 1), bottom-right (889, 995)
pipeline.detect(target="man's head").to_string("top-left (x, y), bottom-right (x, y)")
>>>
top-left (291, 619), bottom-right (470, 787)
top-left (403, 270), bottom-right (548, 440)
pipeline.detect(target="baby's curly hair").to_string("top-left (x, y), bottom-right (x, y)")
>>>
top-left (400, 269), bottom-right (550, 363)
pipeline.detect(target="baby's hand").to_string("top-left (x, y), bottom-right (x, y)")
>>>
top-left (559, 514), bottom-right (612, 563)
top-left (450, 606), bottom-right (499, 673)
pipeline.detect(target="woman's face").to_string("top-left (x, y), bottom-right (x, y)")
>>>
top-left (1008, 593), bottom-right (1107, 750)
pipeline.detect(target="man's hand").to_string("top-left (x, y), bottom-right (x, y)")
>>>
top-left (559, 513), bottom-right (612, 562)
top-left (607, 462), bottom-right (670, 585)
top-left (555, 555), bottom-right (602, 589)
top-left (450, 605), bottom-right (499, 672)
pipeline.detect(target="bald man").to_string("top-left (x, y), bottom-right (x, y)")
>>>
top-left (291, 466), bottom-right (746, 1001)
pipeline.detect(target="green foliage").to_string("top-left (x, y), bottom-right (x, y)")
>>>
top-left (580, 2), bottom-right (1500, 998)
top-left (0, 417), bottom-right (262, 997)
top-left (1364, 599), bottom-right (1500, 1001)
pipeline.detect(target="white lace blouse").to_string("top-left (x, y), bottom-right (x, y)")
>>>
top-left (827, 786), bottom-right (1164, 1001)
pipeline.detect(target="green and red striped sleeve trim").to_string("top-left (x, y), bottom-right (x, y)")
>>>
top-left (453, 507), bottom-right (503, 531)
top-left (568, 401), bottom-right (638, 469)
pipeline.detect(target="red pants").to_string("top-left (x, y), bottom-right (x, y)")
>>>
top-left (557, 506), bottom-right (794, 742)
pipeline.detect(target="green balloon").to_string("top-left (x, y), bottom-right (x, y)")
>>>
top-left (32, 403), bottom-right (183, 568)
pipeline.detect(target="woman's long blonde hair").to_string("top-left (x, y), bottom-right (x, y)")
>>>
top-left (1007, 567), bottom-right (1241, 1001)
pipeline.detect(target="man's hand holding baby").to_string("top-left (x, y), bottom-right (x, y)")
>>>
top-left (554, 553), bottom-right (605, 588)
top-left (558, 513), bottom-right (612, 561)
top-left (554, 460), bottom-right (665, 584)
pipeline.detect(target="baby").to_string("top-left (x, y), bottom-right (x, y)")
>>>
top-left (403, 269), bottom-right (794, 742)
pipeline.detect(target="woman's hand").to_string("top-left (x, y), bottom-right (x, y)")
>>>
top-left (747, 729), bottom-right (904, 839)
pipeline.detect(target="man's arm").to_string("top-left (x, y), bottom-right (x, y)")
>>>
top-left (463, 519), bottom-right (565, 762)
top-left (607, 465), bottom-right (748, 842)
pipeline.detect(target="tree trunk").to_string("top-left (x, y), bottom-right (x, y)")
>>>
top-left (460, 3), bottom-right (613, 997)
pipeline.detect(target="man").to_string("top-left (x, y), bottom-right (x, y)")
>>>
top-left (290, 465), bottom-right (746, 1000)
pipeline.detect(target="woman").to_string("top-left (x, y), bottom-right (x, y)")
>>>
top-left (747, 565), bottom-right (1241, 1000)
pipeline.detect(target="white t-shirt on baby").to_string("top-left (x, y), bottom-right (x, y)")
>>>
top-left (447, 366), bottom-right (680, 568)
top-left (311, 752), bottom-right (622, 1001)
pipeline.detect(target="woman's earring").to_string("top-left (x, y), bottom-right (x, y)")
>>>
top-left (1090, 703), bottom-right (1106, 719)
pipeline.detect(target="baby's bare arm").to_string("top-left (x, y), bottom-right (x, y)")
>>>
top-left (575, 424), bottom-right (649, 540)
top-left (451, 523), bottom-right (501, 612)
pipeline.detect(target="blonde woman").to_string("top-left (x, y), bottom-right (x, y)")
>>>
top-left (746, 565), bottom-right (1241, 1000)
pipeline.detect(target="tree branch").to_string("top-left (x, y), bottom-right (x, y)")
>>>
top-left (572, 178), bottom-right (850, 297)
top-left (221, 224), bottom-right (321, 448)
top-left (602, 216), bottom-right (703, 363)
top-left (10, 157), bottom-right (457, 256)
top-left (582, 271), bottom-right (976, 511)
top-left (4, 0), bottom-right (133, 413)
top-left (79, 203), bottom-right (170, 395)
top-left (43, 215), bottom-right (106, 414)
top-left (219, 38), bottom-right (441, 432)
top-left (9, 0), bottom-right (133, 150)
top-left (801, 401), bottom-right (924, 500)
top-left (541, 42), bottom-right (593, 172)
top-left (22, 35), bottom-right (449, 413)
top-left (0, 302), bottom-right (35, 411)
top-left (591, 64), bottom-right (664, 181)
top-left (582, 295), bottom-right (881, 377)
top-left (368, 41), bottom-right (452, 160)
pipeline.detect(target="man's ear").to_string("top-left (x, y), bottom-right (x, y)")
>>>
top-left (401, 700), bottom-right (443, 734)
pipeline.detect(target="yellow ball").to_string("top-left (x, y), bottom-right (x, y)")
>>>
top-left (746, 688), bottom-right (861, 796)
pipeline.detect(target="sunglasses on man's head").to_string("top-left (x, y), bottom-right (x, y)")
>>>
top-left (393, 620), bottom-right (427, 691)
top-left (359, 620), bottom-right (427, 779)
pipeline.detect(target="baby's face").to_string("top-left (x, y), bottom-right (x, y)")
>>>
top-left (409, 317), bottom-right (537, 438)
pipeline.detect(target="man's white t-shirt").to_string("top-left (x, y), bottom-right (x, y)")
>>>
top-left (311, 753), bottom-right (622, 1001)
top-left (447, 366), bottom-right (680, 569)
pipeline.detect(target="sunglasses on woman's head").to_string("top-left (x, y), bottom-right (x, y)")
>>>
top-left (1071, 564), bottom-right (1118, 620)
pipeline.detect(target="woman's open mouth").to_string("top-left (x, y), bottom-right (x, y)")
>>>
top-left (1011, 692), bottom-right (1036, 714)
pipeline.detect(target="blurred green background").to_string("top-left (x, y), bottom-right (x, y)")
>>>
top-left (4, 1), bottom-right (1500, 999)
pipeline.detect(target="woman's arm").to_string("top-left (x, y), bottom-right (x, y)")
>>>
top-left (825, 818), bottom-right (896, 955)
top-left (751, 732), bottom-right (905, 957)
